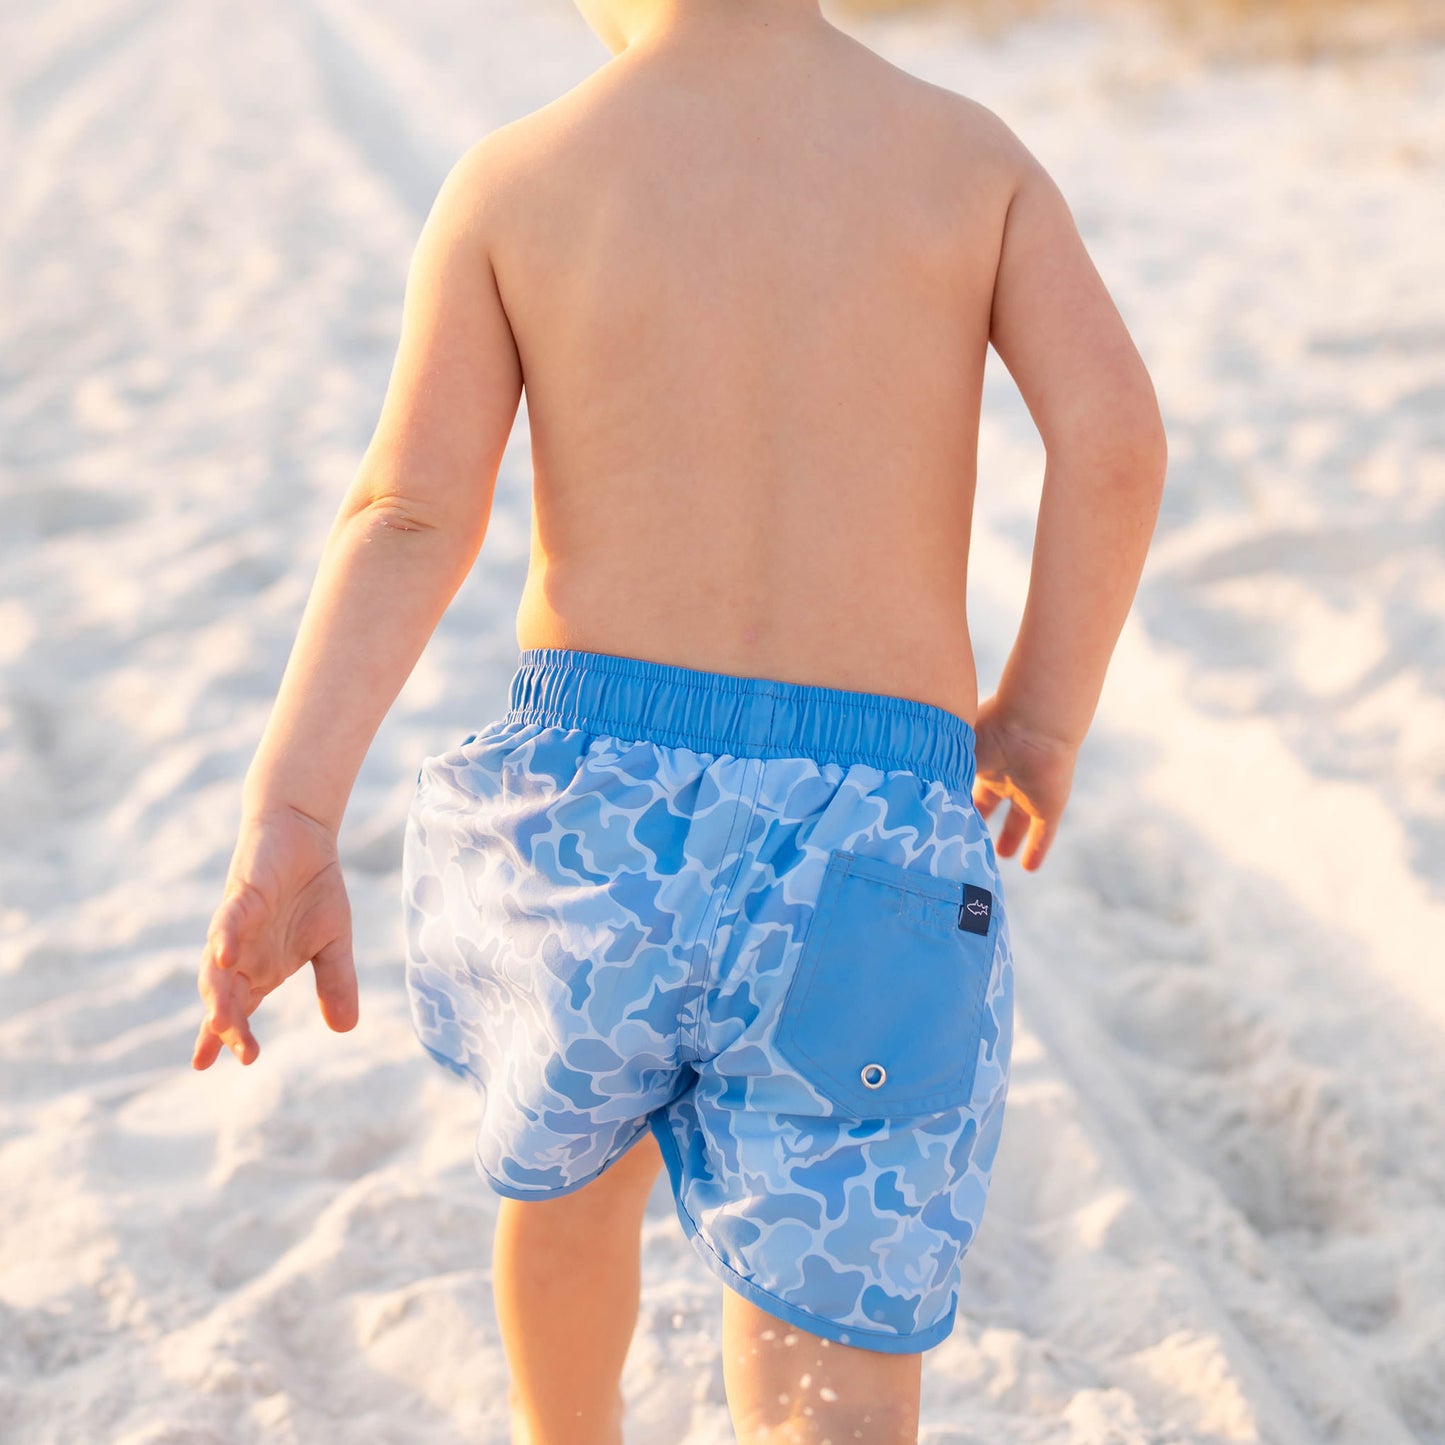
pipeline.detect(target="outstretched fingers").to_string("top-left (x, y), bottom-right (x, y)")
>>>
top-left (194, 944), bottom-right (261, 1069)
top-left (996, 796), bottom-right (1033, 857)
top-left (1019, 813), bottom-right (1056, 871)
top-left (972, 778), bottom-right (1004, 819)
top-left (191, 1015), bottom-right (225, 1071)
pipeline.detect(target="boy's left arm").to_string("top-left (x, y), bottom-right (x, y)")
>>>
top-left (193, 140), bottom-right (523, 1069)
top-left (241, 138), bottom-right (523, 831)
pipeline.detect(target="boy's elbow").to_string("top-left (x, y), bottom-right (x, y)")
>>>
top-left (1099, 416), bottom-right (1168, 499)
top-left (1129, 406), bottom-right (1169, 491)
top-left (340, 449), bottom-right (489, 538)
top-left (1112, 367), bottom-right (1168, 478)
top-left (353, 492), bottom-right (447, 533)
top-left (1045, 391), bottom-right (1168, 491)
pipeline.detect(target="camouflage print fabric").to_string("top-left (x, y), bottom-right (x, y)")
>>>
top-left (402, 647), bottom-right (1014, 1354)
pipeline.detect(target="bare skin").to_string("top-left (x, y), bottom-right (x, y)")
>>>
top-left (507, 12), bottom-right (1001, 728)
top-left (192, 0), bottom-right (1166, 1439)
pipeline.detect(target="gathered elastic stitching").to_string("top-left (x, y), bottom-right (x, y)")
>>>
top-left (501, 706), bottom-right (967, 789)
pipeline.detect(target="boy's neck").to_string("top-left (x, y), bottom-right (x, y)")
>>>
top-left (598, 0), bottom-right (830, 54)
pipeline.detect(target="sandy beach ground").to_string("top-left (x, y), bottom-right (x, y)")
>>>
top-left (1, 1), bottom-right (1443, 1441)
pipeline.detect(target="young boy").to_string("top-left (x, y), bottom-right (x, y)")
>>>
top-left (191, 0), bottom-right (1166, 1439)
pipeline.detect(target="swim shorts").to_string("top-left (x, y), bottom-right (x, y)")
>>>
top-left (402, 645), bottom-right (1014, 1353)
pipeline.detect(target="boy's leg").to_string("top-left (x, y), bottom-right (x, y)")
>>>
top-left (722, 1291), bottom-right (922, 1445)
top-left (492, 1128), bottom-right (665, 1445)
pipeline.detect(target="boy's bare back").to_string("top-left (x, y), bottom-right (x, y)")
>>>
top-left (488, 21), bottom-right (1015, 724)
top-left (380, 9), bottom-right (1156, 730)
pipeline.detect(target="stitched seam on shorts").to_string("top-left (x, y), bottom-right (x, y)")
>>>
top-left (833, 849), bottom-right (962, 904)
top-left (908, 902), bottom-right (1001, 1110)
top-left (686, 753), bottom-right (767, 1057)
top-left (779, 859), bottom-right (844, 1086)
top-left (962, 908), bottom-right (1007, 1089)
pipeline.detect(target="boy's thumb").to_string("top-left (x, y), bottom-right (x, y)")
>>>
top-left (312, 934), bottom-right (360, 1033)
top-left (209, 885), bottom-right (259, 968)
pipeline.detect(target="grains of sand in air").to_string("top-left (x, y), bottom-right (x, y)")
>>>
top-left (760, 1329), bottom-right (776, 1341)
top-left (671, 1312), bottom-right (685, 1328)
top-left (783, 1332), bottom-right (798, 1346)
top-left (818, 1386), bottom-right (839, 1403)
top-left (799, 1374), bottom-right (812, 1389)
top-left (779, 1393), bottom-right (790, 1405)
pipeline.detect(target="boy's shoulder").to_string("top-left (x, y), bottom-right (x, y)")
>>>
top-left (860, 43), bottom-right (1030, 161)
top-left (444, 40), bottom-right (1036, 200)
top-left (431, 75), bottom-right (624, 231)
top-left (419, 45), bottom-right (1051, 290)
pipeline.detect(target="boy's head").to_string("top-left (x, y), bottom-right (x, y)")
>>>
top-left (574, 0), bottom-right (824, 55)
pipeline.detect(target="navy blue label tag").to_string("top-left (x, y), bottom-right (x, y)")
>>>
top-left (958, 885), bottom-right (992, 935)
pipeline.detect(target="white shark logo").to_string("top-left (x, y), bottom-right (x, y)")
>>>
top-left (966, 898), bottom-right (989, 917)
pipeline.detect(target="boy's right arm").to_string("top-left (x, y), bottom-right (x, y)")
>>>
top-left (192, 136), bottom-right (524, 1070)
top-left (977, 141), bottom-right (1168, 867)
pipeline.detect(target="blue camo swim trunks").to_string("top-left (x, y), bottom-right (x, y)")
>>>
top-left (402, 646), bottom-right (1015, 1353)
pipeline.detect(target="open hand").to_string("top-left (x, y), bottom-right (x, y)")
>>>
top-left (971, 697), bottom-right (1079, 872)
top-left (192, 806), bottom-right (358, 1068)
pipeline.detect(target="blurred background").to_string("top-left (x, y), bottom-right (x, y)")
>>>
top-left (1, 2), bottom-right (1442, 1442)
top-left (847, 0), bottom-right (1445, 60)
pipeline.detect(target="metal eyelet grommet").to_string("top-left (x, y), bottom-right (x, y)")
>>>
top-left (860, 1062), bottom-right (887, 1089)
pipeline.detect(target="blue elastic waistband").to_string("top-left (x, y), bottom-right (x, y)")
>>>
top-left (503, 647), bottom-right (976, 793)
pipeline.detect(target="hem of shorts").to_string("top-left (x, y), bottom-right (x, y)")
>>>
top-left (413, 1039), bottom-right (659, 1202)
top-left (418, 1038), bottom-right (474, 1084)
top-left (475, 1121), bottom-right (657, 1202)
top-left (645, 1114), bottom-right (957, 1356)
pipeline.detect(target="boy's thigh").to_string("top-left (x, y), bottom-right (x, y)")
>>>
top-left (721, 1289), bottom-right (921, 1445)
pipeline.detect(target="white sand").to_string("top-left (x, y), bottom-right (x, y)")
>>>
top-left (2, 1), bottom-right (1443, 1440)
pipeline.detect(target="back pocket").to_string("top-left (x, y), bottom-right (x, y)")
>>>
top-left (774, 848), bottom-right (999, 1119)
